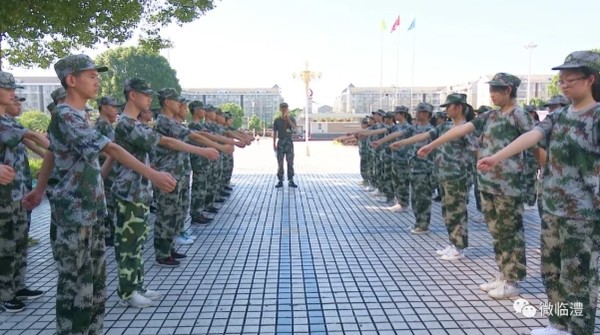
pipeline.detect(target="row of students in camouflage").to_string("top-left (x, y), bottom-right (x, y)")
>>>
top-left (0, 72), bottom-right (49, 314)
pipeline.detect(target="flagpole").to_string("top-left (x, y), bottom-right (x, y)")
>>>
top-left (410, 25), bottom-right (416, 111)
top-left (395, 26), bottom-right (400, 106)
top-left (379, 26), bottom-right (384, 109)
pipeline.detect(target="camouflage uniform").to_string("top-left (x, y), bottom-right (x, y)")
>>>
top-left (409, 123), bottom-right (433, 230)
top-left (93, 117), bottom-right (116, 242)
top-left (0, 114), bottom-right (30, 304)
top-left (273, 116), bottom-right (296, 182)
top-left (203, 119), bottom-right (221, 208)
top-left (152, 112), bottom-right (189, 260)
top-left (379, 118), bottom-right (396, 201)
top-left (189, 120), bottom-right (211, 219)
top-left (358, 119), bottom-right (369, 182)
top-left (112, 110), bottom-right (161, 300)
top-left (430, 121), bottom-right (477, 248)
top-left (471, 77), bottom-right (533, 282)
top-left (390, 121), bottom-right (412, 207)
top-left (534, 52), bottom-right (600, 334)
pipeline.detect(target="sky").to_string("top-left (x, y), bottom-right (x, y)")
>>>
top-left (8, 0), bottom-right (600, 109)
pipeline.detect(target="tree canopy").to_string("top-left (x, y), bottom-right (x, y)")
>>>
top-left (219, 102), bottom-right (244, 130)
top-left (0, 0), bottom-right (217, 69)
top-left (95, 46), bottom-right (180, 106)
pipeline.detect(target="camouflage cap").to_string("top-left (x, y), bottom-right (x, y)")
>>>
top-left (189, 100), bottom-right (205, 112)
top-left (206, 104), bottom-right (216, 112)
top-left (439, 93), bottom-right (469, 108)
top-left (474, 105), bottom-right (493, 114)
top-left (124, 78), bottom-right (154, 95)
top-left (14, 97), bottom-right (26, 102)
top-left (434, 110), bottom-right (447, 118)
top-left (366, 115), bottom-right (374, 120)
top-left (224, 112), bottom-right (232, 119)
top-left (383, 112), bottom-right (394, 118)
top-left (47, 102), bottom-right (56, 113)
top-left (215, 108), bottom-right (224, 115)
top-left (54, 54), bottom-right (108, 81)
top-left (415, 102), bottom-right (434, 113)
top-left (157, 88), bottom-right (180, 101)
top-left (178, 97), bottom-right (190, 104)
top-left (552, 50), bottom-right (600, 71)
top-left (393, 106), bottom-right (409, 113)
top-left (487, 73), bottom-right (521, 88)
top-left (361, 117), bottom-right (369, 124)
top-left (97, 95), bottom-right (118, 107)
top-left (51, 87), bottom-right (66, 103)
top-left (0, 72), bottom-right (24, 89)
top-left (523, 104), bottom-right (537, 113)
top-left (543, 95), bottom-right (570, 107)
top-left (280, 102), bottom-right (289, 108)
top-left (372, 109), bottom-right (385, 116)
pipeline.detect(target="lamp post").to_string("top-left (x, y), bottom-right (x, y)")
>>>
top-left (293, 61), bottom-right (321, 157)
top-left (524, 42), bottom-right (538, 104)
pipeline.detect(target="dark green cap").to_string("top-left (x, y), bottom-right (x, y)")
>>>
top-left (487, 72), bottom-right (521, 88)
top-left (0, 72), bottom-right (24, 89)
top-left (157, 88), bottom-right (180, 100)
top-left (552, 50), bottom-right (600, 71)
top-left (439, 93), bottom-right (470, 108)
top-left (54, 54), bottom-right (108, 81)
top-left (97, 95), bottom-right (118, 107)
top-left (124, 78), bottom-right (154, 95)
top-left (415, 102), bottom-right (434, 113)
top-left (474, 105), bottom-right (493, 114)
top-left (51, 87), bottom-right (66, 103)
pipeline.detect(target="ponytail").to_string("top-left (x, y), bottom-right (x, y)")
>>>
top-left (405, 113), bottom-right (413, 124)
top-left (580, 67), bottom-right (600, 102)
top-left (464, 105), bottom-right (475, 122)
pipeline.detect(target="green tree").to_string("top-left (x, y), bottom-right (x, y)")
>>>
top-left (17, 110), bottom-right (50, 132)
top-left (273, 107), bottom-right (301, 120)
top-left (547, 74), bottom-right (561, 97)
top-left (248, 115), bottom-right (262, 131)
top-left (95, 46), bottom-right (180, 107)
top-left (529, 98), bottom-right (546, 109)
top-left (0, 0), bottom-right (217, 69)
top-left (219, 102), bottom-right (244, 130)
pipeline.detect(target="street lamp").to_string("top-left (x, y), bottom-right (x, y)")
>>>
top-left (524, 42), bottom-right (538, 104)
top-left (293, 61), bottom-right (321, 157)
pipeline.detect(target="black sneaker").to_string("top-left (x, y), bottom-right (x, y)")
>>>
top-left (275, 181), bottom-right (283, 188)
top-left (171, 251), bottom-right (187, 259)
top-left (191, 215), bottom-right (213, 224)
top-left (0, 298), bottom-right (25, 312)
top-left (224, 186), bottom-right (233, 191)
top-left (220, 191), bottom-right (231, 197)
top-left (156, 257), bottom-right (180, 267)
top-left (15, 288), bottom-right (44, 300)
top-left (288, 181), bottom-right (298, 188)
top-left (214, 198), bottom-right (225, 203)
top-left (433, 195), bottom-right (441, 202)
top-left (205, 207), bottom-right (219, 214)
top-left (105, 238), bottom-right (114, 247)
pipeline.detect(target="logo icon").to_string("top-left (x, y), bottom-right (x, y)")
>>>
top-left (513, 298), bottom-right (536, 318)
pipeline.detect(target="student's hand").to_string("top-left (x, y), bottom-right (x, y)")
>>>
top-left (150, 171), bottom-right (177, 193)
top-left (417, 144), bottom-right (433, 157)
top-left (389, 142), bottom-right (400, 150)
top-left (234, 141), bottom-right (246, 148)
top-left (22, 189), bottom-right (43, 210)
top-left (200, 147), bottom-right (220, 160)
top-left (0, 164), bottom-right (16, 185)
top-left (477, 156), bottom-right (500, 172)
top-left (221, 145), bottom-right (234, 155)
top-left (371, 140), bottom-right (381, 148)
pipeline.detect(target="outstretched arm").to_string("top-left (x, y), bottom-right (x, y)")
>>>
top-left (418, 123), bottom-right (475, 156)
top-left (188, 132), bottom-right (234, 154)
top-left (372, 131), bottom-right (406, 148)
top-left (390, 132), bottom-right (431, 150)
top-left (477, 130), bottom-right (544, 172)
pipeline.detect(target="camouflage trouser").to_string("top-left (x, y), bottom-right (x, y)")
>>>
top-left (537, 175), bottom-right (544, 219)
top-left (178, 173), bottom-right (191, 235)
top-left (392, 160), bottom-right (410, 207)
top-left (380, 153), bottom-right (394, 199)
top-left (103, 183), bottom-right (116, 241)
top-left (481, 191), bottom-right (526, 281)
top-left (191, 161), bottom-right (210, 220)
top-left (115, 200), bottom-right (150, 300)
top-left (276, 138), bottom-right (295, 181)
top-left (224, 154), bottom-right (234, 187)
top-left (411, 173), bottom-right (432, 230)
top-left (55, 223), bottom-right (106, 335)
top-left (440, 179), bottom-right (469, 249)
top-left (370, 149), bottom-right (380, 189)
top-left (153, 182), bottom-right (182, 260)
top-left (49, 203), bottom-right (59, 262)
top-left (359, 150), bottom-right (368, 181)
top-left (523, 167), bottom-right (537, 207)
top-left (541, 214), bottom-right (599, 335)
top-left (473, 173), bottom-right (482, 212)
top-left (364, 150), bottom-right (374, 185)
top-left (0, 200), bottom-right (28, 301)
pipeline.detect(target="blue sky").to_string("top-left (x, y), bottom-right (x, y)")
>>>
top-left (10, 0), bottom-right (600, 108)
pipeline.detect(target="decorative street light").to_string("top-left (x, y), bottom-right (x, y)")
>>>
top-left (524, 42), bottom-right (538, 104)
top-left (293, 61), bottom-right (321, 157)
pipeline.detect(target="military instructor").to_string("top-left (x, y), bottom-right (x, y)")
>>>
top-left (273, 102), bottom-right (298, 188)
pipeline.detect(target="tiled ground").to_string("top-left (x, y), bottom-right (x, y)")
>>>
top-left (0, 141), bottom-right (599, 335)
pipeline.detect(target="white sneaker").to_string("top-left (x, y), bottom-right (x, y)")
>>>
top-left (479, 273), bottom-right (505, 292)
top-left (441, 249), bottom-right (465, 261)
top-left (119, 291), bottom-right (153, 308)
top-left (371, 190), bottom-right (383, 196)
top-left (365, 186), bottom-right (375, 192)
top-left (530, 326), bottom-right (572, 335)
top-left (175, 235), bottom-right (194, 245)
top-left (410, 227), bottom-right (429, 234)
top-left (436, 245), bottom-right (455, 256)
top-left (388, 204), bottom-right (407, 212)
top-left (141, 289), bottom-right (162, 301)
top-left (487, 281), bottom-right (519, 299)
top-left (524, 205), bottom-right (536, 210)
top-left (376, 196), bottom-right (389, 203)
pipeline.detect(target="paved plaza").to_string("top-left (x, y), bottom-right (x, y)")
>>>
top-left (0, 141), bottom-right (599, 335)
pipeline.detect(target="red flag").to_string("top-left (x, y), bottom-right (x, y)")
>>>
top-left (390, 15), bottom-right (400, 33)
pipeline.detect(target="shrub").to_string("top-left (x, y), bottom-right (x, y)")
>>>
top-left (29, 158), bottom-right (43, 179)
top-left (17, 111), bottom-right (50, 132)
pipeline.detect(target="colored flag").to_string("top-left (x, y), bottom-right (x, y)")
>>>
top-left (390, 16), bottom-right (400, 33)
top-left (380, 19), bottom-right (387, 32)
top-left (407, 18), bottom-right (416, 31)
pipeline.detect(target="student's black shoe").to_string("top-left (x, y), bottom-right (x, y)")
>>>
top-left (288, 181), bottom-right (298, 188)
top-left (214, 198), bottom-right (225, 203)
top-left (205, 207), bottom-right (219, 214)
top-left (433, 195), bottom-right (441, 202)
top-left (220, 191), bottom-right (231, 197)
top-left (150, 205), bottom-right (156, 213)
top-left (224, 186), bottom-right (233, 191)
top-left (0, 298), bottom-right (25, 312)
top-left (156, 257), bottom-right (180, 267)
top-left (15, 289), bottom-right (43, 300)
top-left (170, 251), bottom-right (187, 259)
top-left (275, 181), bottom-right (283, 188)
top-left (191, 215), bottom-right (213, 224)
top-left (105, 238), bottom-right (114, 247)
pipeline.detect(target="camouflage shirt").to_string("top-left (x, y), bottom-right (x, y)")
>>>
top-left (47, 104), bottom-right (111, 226)
top-left (471, 107), bottom-right (534, 196)
top-left (0, 116), bottom-right (30, 201)
top-left (535, 104), bottom-right (600, 220)
top-left (409, 123), bottom-right (433, 174)
top-left (179, 122), bottom-right (192, 176)
top-left (93, 117), bottom-right (115, 184)
top-left (189, 121), bottom-right (211, 170)
top-left (429, 121), bottom-right (478, 182)
top-left (112, 115), bottom-right (161, 204)
top-left (390, 122), bottom-right (413, 161)
top-left (152, 114), bottom-right (190, 181)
